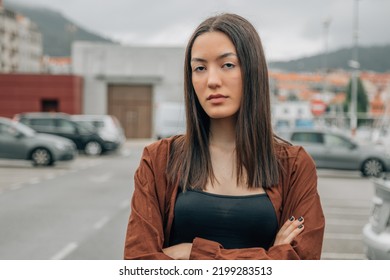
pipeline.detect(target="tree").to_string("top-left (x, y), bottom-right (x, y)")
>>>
top-left (343, 76), bottom-right (369, 124)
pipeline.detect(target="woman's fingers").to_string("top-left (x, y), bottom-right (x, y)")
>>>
top-left (274, 216), bottom-right (305, 245)
top-left (279, 215), bottom-right (296, 232)
top-left (283, 223), bottom-right (304, 244)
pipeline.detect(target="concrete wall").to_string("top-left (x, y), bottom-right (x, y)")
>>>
top-left (72, 42), bottom-right (185, 137)
top-left (72, 42), bottom-right (185, 109)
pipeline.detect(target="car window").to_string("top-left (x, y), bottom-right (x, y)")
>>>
top-left (0, 123), bottom-right (15, 137)
top-left (91, 120), bottom-right (105, 128)
top-left (13, 122), bottom-right (35, 137)
top-left (29, 118), bottom-right (56, 127)
top-left (76, 122), bottom-right (94, 134)
top-left (291, 132), bottom-right (323, 144)
top-left (56, 119), bottom-right (76, 134)
top-left (324, 134), bottom-right (353, 149)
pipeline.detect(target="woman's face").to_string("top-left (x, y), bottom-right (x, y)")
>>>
top-left (190, 31), bottom-right (243, 120)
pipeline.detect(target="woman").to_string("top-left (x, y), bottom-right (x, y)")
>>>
top-left (124, 13), bottom-right (325, 260)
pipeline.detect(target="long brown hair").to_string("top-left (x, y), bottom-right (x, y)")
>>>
top-left (167, 13), bottom-right (280, 190)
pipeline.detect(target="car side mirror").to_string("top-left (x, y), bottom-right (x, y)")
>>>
top-left (350, 143), bottom-right (357, 150)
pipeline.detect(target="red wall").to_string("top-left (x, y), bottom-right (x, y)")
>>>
top-left (0, 74), bottom-right (83, 118)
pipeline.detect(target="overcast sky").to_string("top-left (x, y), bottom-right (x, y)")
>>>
top-left (9, 0), bottom-right (390, 61)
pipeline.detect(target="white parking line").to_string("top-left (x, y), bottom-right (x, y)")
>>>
top-left (44, 173), bottom-right (56, 180)
top-left (324, 233), bottom-right (362, 240)
top-left (321, 252), bottom-right (366, 260)
top-left (325, 218), bottom-right (366, 226)
top-left (121, 149), bottom-right (131, 157)
top-left (29, 178), bottom-right (41, 184)
top-left (51, 242), bottom-right (78, 260)
top-left (9, 184), bottom-right (22, 191)
top-left (89, 173), bottom-right (113, 183)
top-left (324, 208), bottom-right (370, 216)
top-left (93, 216), bottom-right (110, 230)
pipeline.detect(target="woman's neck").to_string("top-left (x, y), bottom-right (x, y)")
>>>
top-left (209, 117), bottom-right (236, 150)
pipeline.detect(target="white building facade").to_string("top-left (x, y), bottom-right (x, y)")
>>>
top-left (72, 41), bottom-right (185, 139)
top-left (0, 4), bottom-right (42, 73)
top-left (272, 101), bottom-right (314, 130)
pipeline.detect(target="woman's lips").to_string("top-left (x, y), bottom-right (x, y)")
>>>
top-left (207, 94), bottom-right (227, 103)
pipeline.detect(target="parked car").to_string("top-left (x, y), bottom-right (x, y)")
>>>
top-left (277, 128), bottom-right (390, 177)
top-left (363, 177), bottom-right (390, 259)
top-left (0, 117), bottom-right (76, 166)
top-left (71, 114), bottom-right (125, 152)
top-left (14, 112), bottom-right (106, 156)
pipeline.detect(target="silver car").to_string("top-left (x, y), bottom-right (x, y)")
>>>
top-left (363, 178), bottom-right (390, 259)
top-left (278, 128), bottom-right (390, 177)
top-left (0, 117), bottom-right (76, 166)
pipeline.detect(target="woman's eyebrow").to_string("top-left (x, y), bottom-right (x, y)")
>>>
top-left (218, 52), bottom-right (237, 59)
top-left (191, 52), bottom-right (238, 62)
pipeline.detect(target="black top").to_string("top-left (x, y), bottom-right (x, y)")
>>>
top-left (169, 189), bottom-right (278, 249)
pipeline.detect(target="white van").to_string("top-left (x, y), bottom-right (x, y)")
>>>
top-left (71, 114), bottom-right (126, 153)
top-left (155, 102), bottom-right (186, 139)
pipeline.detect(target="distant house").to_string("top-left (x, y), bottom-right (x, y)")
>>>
top-left (272, 101), bottom-right (314, 130)
top-left (0, 2), bottom-right (42, 73)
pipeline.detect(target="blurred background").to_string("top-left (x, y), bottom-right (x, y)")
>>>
top-left (1, 0), bottom-right (390, 260)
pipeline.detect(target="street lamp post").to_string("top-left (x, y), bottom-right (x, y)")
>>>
top-left (322, 18), bottom-right (331, 76)
top-left (322, 18), bottom-right (331, 119)
top-left (350, 0), bottom-right (360, 136)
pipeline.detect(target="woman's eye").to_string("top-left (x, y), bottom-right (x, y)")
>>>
top-left (223, 63), bottom-right (235, 69)
top-left (193, 66), bottom-right (206, 72)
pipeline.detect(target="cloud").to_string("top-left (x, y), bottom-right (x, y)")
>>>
top-left (8, 0), bottom-right (390, 60)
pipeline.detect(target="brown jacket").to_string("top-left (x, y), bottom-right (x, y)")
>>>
top-left (124, 136), bottom-right (325, 259)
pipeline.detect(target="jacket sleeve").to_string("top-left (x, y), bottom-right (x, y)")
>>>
top-left (190, 238), bottom-right (300, 259)
top-left (124, 147), bottom-right (173, 260)
top-left (189, 147), bottom-right (325, 260)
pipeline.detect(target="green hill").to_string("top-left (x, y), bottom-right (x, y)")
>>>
top-left (4, 1), bottom-right (115, 57)
top-left (269, 45), bottom-right (390, 73)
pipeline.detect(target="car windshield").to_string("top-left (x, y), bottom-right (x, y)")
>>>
top-left (13, 122), bottom-right (36, 137)
top-left (76, 122), bottom-right (96, 133)
top-left (90, 120), bottom-right (105, 129)
top-left (77, 119), bottom-right (119, 133)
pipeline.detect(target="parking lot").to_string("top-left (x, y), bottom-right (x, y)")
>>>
top-left (0, 139), bottom-right (377, 259)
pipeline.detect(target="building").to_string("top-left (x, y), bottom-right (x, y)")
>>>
top-left (272, 101), bottom-right (314, 130)
top-left (0, 74), bottom-right (83, 118)
top-left (42, 56), bottom-right (72, 74)
top-left (270, 70), bottom-right (390, 118)
top-left (72, 42), bottom-right (185, 139)
top-left (0, 0), bottom-right (42, 73)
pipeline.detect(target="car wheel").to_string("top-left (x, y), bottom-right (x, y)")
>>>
top-left (31, 148), bottom-right (53, 166)
top-left (84, 141), bottom-right (102, 156)
top-left (362, 158), bottom-right (384, 177)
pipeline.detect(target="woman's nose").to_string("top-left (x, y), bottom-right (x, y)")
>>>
top-left (207, 67), bottom-right (222, 88)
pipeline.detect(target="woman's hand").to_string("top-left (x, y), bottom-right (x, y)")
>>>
top-left (163, 243), bottom-right (193, 260)
top-left (274, 216), bottom-right (304, 246)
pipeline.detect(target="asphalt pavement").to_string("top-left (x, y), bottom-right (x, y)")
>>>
top-left (0, 139), bottom-right (374, 260)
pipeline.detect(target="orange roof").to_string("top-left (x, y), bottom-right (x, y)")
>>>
top-left (45, 57), bottom-right (71, 66)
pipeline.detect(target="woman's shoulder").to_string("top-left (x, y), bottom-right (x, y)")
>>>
top-left (144, 135), bottom-right (185, 158)
top-left (274, 140), bottom-right (315, 170)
